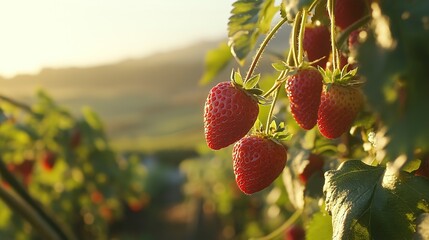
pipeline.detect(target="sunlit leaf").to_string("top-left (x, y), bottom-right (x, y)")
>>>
top-left (228, 0), bottom-right (279, 63)
top-left (324, 160), bottom-right (429, 240)
top-left (200, 42), bottom-right (233, 84)
top-left (306, 210), bottom-right (333, 240)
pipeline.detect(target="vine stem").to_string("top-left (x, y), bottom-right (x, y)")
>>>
top-left (0, 185), bottom-right (63, 240)
top-left (244, 17), bottom-right (289, 82)
top-left (290, 12), bottom-right (303, 67)
top-left (297, 9), bottom-right (308, 65)
top-left (0, 157), bottom-right (77, 240)
top-left (327, 0), bottom-right (338, 71)
top-left (265, 86), bottom-right (281, 134)
top-left (249, 209), bottom-right (303, 240)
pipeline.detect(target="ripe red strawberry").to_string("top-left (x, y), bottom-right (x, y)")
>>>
top-left (334, 0), bottom-right (368, 30)
top-left (303, 25), bottom-right (331, 68)
top-left (232, 135), bottom-right (287, 194)
top-left (41, 151), bottom-right (56, 171)
top-left (286, 68), bottom-right (323, 130)
top-left (317, 84), bottom-right (364, 139)
top-left (284, 225), bottom-right (305, 240)
top-left (299, 154), bottom-right (324, 184)
top-left (204, 81), bottom-right (259, 150)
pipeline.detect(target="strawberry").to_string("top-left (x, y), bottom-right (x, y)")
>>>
top-left (286, 68), bottom-right (323, 130)
top-left (303, 25), bottom-right (331, 68)
top-left (232, 135), bottom-right (287, 194)
top-left (299, 153), bottom-right (324, 184)
top-left (317, 84), bottom-right (364, 139)
top-left (284, 225), bottom-right (305, 240)
top-left (334, 0), bottom-right (368, 30)
top-left (41, 151), bottom-right (56, 171)
top-left (204, 81), bottom-right (259, 150)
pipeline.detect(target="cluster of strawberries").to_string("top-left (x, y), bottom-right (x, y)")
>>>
top-left (204, 0), bottom-right (369, 195)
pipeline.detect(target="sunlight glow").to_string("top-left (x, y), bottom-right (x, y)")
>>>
top-left (0, 0), bottom-right (230, 78)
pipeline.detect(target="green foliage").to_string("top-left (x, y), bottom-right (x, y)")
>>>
top-left (324, 160), bottom-right (429, 240)
top-left (201, 0), bottom-right (429, 239)
top-left (0, 91), bottom-right (147, 239)
top-left (306, 210), bottom-right (333, 240)
top-left (358, 0), bottom-right (429, 160)
top-left (228, 0), bottom-right (279, 63)
top-left (200, 42), bottom-right (233, 84)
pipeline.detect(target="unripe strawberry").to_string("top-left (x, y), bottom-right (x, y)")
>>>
top-left (317, 84), bottom-right (364, 139)
top-left (233, 135), bottom-right (287, 194)
top-left (286, 68), bottom-right (323, 130)
top-left (204, 81), bottom-right (259, 150)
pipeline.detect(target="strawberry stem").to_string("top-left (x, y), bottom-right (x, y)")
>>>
top-left (265, 86), bottom-right (280, 135)
top-left (244, 17), bottom-right (288, 83)
top-left (297, 9), bottom-right (308, 66)
top-left (290, 11), bottom-right (303, 67)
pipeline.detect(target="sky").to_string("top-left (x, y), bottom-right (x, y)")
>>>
top-left (0, 0), bottom-right (231, 78)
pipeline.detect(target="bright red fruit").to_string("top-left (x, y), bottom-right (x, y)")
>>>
top-left (317, 84), bottom-right (364, 139)
top-left (334, 0), bottom-right (368, 30)
top-left (303, 25), bottom-right (331, 68)
top-left (286, 68), bottom-right (323, 130)
top-left (204, 81), bottom-right (259, 150)
top-left (285, 225), bottom-right (305, 240)
top-left (232, 135), bottom-right (287, 194)
top-left (299, 154), bottom-right (324, 184)
top-left (41, 151), bottom-right (56, 171)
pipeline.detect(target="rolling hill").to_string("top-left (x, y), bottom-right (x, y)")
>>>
top-left (0, 32), bottom-right (290, 151)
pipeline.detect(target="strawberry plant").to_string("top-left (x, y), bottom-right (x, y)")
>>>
top-left (201, 0), bottom-right (429, 239)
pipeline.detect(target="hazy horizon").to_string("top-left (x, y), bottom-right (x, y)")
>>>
top-left (0, 0), bottom-right (230, 78)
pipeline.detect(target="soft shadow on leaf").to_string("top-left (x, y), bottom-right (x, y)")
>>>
top-left (324, 160), bottom-right (429, 240)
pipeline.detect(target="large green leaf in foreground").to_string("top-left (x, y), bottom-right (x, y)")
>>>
top-left (324, 160), bottom-right (429, 240)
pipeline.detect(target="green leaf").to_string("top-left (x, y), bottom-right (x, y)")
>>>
top-left (357, 1), bottom-right (429, 160)
top-left (232, 69), bottom-right (244, 85)
top-left (200, 42), bottom-right (233, 84)
top-left (228, 0), bottom-right (279, 63)
top-left (244, 74), bottom-right (261, 89)
top-left (282, 0), bottom-right (314, 19)
top-left (306, 211), bottom-right (333, 240)
top-left (272, 61), bottom-right (288, 71)
top-left (324, 160), bottom-right (429, 240)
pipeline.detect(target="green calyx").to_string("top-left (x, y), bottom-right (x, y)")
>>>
top-left (318, 65), bottom-right (363, 86)
top-left (253, 119), bottom-right (291, 143)
top-left (230, 69), bottom-right (271, 105)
